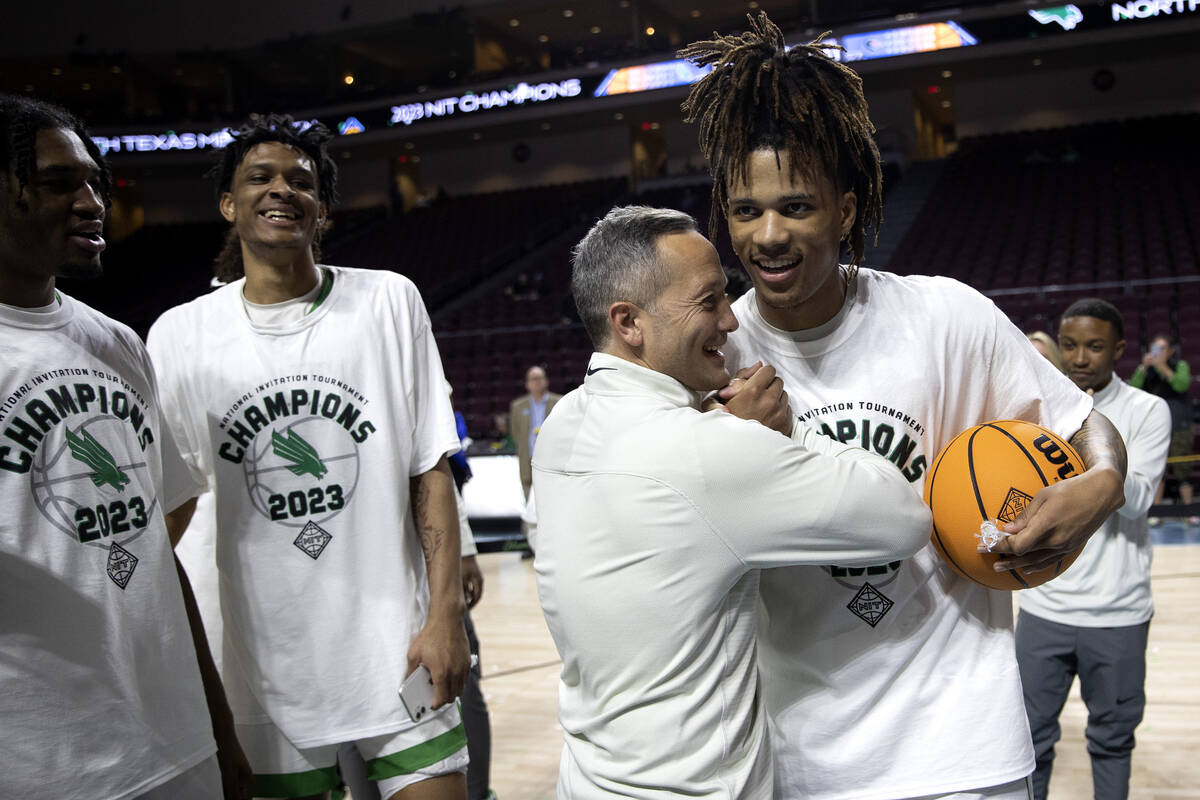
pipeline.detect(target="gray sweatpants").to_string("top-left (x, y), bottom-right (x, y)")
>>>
top-left (1015, 610), bottom-right (1149, 800)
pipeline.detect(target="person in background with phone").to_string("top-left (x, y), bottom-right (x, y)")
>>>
top-left (1131, 333), bottom-right (1194, 511)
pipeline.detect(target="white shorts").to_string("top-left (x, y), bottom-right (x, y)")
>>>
top-left (136, 755), bottom-right (221, 800)
top-left (907, 776), bottom-right (1033, 800)
top-left (238, 704), bottom-right (468, 798)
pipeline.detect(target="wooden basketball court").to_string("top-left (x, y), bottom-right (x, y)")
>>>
top-left (468, 541), bottom-right (1200, 799)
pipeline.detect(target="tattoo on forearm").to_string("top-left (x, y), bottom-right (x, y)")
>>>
top-left (420, 527), bottom-right (446, 561)
top-left (412, 476), bottom-right (447, 561)
top-left (1070, 412), bottom-right (1128, 477)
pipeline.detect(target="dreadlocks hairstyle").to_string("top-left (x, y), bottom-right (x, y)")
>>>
top-left (0, 93), bottom-right (112, 213)
top-left (209, 113), bottom-right (339, 282)
top-left (679, 12), bottom-right (883, 265)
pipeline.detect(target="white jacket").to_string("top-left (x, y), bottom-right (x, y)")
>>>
top-left (532, 352), bottom-right (932, 799)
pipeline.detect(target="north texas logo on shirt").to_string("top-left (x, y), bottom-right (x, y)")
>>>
top-left (272, 429), bottom-right (329, 479)
top-left (214, 376), bottom-right (378, 560)
top-left (67, 427), bottom-right (132, 490)
top-left (1, 376), bottom-right (160, 590)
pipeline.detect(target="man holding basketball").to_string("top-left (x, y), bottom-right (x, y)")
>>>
top-left (0, 94), bottom-right (250, 799)
top-left (682, 14), bottom-right (1127, 800)
top-left (148, 114), bottom-right (470, 800)
top-left (1017, 298), bottom-right (1170, 800)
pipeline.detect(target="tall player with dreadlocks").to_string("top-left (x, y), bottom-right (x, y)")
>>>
top-left (682, 14), bottom-right (1129, 800)
top-left (148, 114), bottom-right (470, 800)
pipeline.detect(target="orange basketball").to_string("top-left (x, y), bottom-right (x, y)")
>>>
top-left (923, 419), bottom-right (1086, 590)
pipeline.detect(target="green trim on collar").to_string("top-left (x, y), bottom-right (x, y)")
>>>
top-left (306, 269), bottom-right (335, 315)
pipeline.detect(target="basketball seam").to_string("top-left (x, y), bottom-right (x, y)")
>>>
top-left (983, 422), bottom-right (1051, 488)
top-left (966, 427), bottom-right (989, 519)
top-left (980, 423), bottom-right (1047, 589)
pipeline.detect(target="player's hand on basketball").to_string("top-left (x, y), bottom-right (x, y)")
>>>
top-left (407, 613), bottom-right (471, 709)
top-left (721, 363), bottom-right (793, 436)
top-left (989, 470), bottom-right (1120, 573)
top-left (462, 555), bottom-right (484, 609)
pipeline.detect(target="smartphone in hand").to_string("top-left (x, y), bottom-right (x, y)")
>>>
top-left (399, 666), bottom-right (435, 722)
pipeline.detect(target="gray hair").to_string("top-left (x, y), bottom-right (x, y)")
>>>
top-left (570, 205), bottom-right (698, 348)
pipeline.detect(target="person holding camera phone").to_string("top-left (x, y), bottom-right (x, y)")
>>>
top-left (1131, 333), bottom-right (1195, 511)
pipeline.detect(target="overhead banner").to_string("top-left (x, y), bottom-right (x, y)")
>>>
top-left (832, 21), bottom-right (978, 61)
top-left (92, 3), bottom-right (1194, 158)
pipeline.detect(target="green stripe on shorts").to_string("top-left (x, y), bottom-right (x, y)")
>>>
top-left (365, 723), bottom-right (468, 782)
top-left (253, 764), bottom-right (341, 797)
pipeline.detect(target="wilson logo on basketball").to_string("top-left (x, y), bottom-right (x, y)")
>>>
top-left (1032, 434), bottom-right (1077, 480)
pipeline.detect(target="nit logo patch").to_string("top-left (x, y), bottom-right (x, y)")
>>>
top-left (107, 542), bottom-right (139, 589)
top-left (998, 487), bottom-right (1034, 524)
top-left (847, 582), bottom-right (893, 627)
top-left (294, 521), bottom-right (333, 559)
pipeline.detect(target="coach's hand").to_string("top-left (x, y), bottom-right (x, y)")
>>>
top-left (407, 611), bottom-right (471, 709)
top-left (714, 362), bottom-right (793, 436)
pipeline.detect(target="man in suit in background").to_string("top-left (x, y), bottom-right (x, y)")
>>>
top-left (509, 365), bottom-right (560, 500)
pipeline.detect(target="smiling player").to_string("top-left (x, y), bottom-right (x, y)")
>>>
top-left (147, 114), bottom-right (470, 800)
top-left (0, 93), bottom-right (249, 800)
top-left (681, 14), bottom-right (1129, 800)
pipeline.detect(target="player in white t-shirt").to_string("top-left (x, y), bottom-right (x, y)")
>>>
top-left (680, 15), bottom-right (1129, 800)
top-left (148, 114), bottom-right (470, 800)
top-left (0, 93), bottom-right (249, 800)
top-left (1018, 299), bottom-right (1171, 800)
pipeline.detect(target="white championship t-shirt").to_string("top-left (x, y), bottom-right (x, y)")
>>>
top-left (1020, 377), bottom-right (1170, 627)
top-left (0, 293), bottom-right (212, 799)
top-left (148, 266), bottom-right (459, 748)
top-left (724, 269), bottom-right (1093, 800)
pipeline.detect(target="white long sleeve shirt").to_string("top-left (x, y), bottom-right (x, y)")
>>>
top-left (532, 353), bottom-right (932, 799)
top-left (1021, 376), bottom-right (1171, 626)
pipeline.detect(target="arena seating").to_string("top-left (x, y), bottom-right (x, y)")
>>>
top-left (65, 116), bottom-right (1197, 440)
top-left (888, 114), bottom-right (1200, 382)
top-left (323, 177), bottom-right (627, 310)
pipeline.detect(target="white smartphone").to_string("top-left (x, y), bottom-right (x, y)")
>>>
top-left (398, 666), bottom-right (435, 723)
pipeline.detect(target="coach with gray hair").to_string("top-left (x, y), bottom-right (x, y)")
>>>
top-left (529, 205), bottom-right (932, 798)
